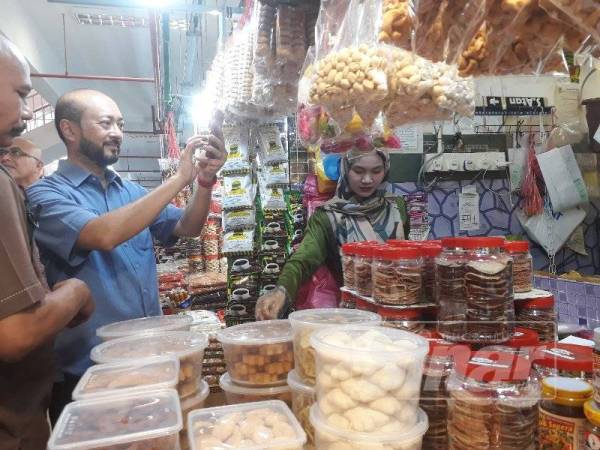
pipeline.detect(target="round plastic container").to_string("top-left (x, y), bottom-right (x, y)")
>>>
top-left (377, 305), bottom-right (424, 333)
top-left (515, 291), bottom-right (557, 343)
top-left (584, 399), bottom-right (600, 448)
top-left (181, 380), bottom-right (210, 436)
top-left (446, 351), bottom-right (539, 450)
top-left (187, 400), bottom-right (307, 450)
top-left (341, 242), bottom-right (358, 290)
top-left (96, 315), bottom-right (193, 341)
top-left (48, 389), bottom-right (182, 450)
top-left (436, 237), bottom-right (515, 344)
top-left (310, 404), bottom-right (429, 450)
top-left (90, 331), bottom-right (208, 399)
top-left (504, 240), bottom-right (533, 293)
top-left (372, 246), bottom-right (423, 305)
top-left (310, 326), bottom-right (429, 433)
top-left (532, 342), bottom-right (593, 381)
top-left (72, 355), bottom-right (180, 401)
top-left (354, 243), bottom-right (375, 297)
top-left (288, 370), bottom-right (316, 448)
top-left (288, 308), bottom-right (382, 385)
top-left (217, 319), bottom-right (294, 386)
top-left (420, 244), bottom-right (442, 304)
top-left (219, 372), bottom-right (292, 406)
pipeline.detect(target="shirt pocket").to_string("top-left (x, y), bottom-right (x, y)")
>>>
top-left (131, 229), bottom-right (153, 251)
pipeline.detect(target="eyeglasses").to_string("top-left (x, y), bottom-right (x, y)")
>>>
top-left (0, 146), bottom-right (43, 165)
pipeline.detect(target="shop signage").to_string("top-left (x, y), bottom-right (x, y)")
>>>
top-left (476, 96), bottom-right (552, 116)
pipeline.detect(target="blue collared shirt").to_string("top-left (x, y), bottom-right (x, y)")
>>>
top-left (27, 159), bottom-right (183, 377)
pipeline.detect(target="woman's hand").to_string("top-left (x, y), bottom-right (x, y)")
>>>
top-left (255, 286), bottom-right (290, 321)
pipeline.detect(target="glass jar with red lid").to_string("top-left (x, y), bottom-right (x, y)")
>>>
top-left (420, 243), bottom-right (442, 304)
top-left (354, 296), bottom-right (377, 313)
top-left (339, 290), bottom-right (356, 309)
top-left (446, 350), bottom-right (539, 450)
top-left (353, 243), bottom-right (376, 297)
top-left (504, 240), bottom-right (533, 293)
top-left (372, 246), bottom-right (423, 305)
top-left (436, 236), bottom-right (514, 344)
top-left (515, 291), bottom-right (557, 343)
top-left (340, 243), bottom-right (358, 290)
top-left (377, 304), bottom-right (424, 333)
top-left (532, 342), bottom-right (593, 381)
top-left (483, 327), bottom-right (540, 359)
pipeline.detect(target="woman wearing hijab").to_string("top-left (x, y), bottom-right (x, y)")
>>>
top-left (255, 147), bottom-right (409, 320)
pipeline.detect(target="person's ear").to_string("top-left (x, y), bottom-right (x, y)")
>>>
top-left (60, 119), bottom-right (80, 144)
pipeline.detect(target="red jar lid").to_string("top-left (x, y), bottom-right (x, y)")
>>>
top-left (532, 343), bottom-right (593, 373)
top-left (519, 295), bottom-right (555, 309)
top-left (442, 236), bottom-right (505, 249)
top-left (506, 327), bottom-right (540, 348)
top-left (387, 239), bottom-right (415, 247)
top-left (354, 243), bottom-right (375, 257)
top-left (377, 305), bottom-right (421, 320)
top-left (504, 240), bottom-right (530, 253)
top-left (419, 244), bottom-right (442, 257)
top-left (355, 297), bottom-right (377, 312)
top-left (419, 329), bottom-right (442, 340)
top-left (374, 246), bottom-right (421, 260)
top-left (455, 350), bottom-right (531, 383)
top-left (341, 243), bottom-right (357, 255)
top-left (428, 340), bottom-right (471, 361)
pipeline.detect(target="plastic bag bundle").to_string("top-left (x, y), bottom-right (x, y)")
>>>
top-left (378, 0), bottom-right (415, 50)
top-left (548, 0), bottom-right (600, 43)
top-left (224, 27), bottom-right (254, 116)
top-left (254, 1), bottom-right (276, 69)
top-left (276, 5), bottom-right (307, 74)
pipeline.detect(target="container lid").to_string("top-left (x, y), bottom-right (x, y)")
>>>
top-left (217, 319), bottom-right (293, 346)
top-left (593, 327), bottom-right (600, 345)
top-left (387, 239), bottom-right (417, 247)
top-left (219, 373), bottom-right (291, 395)
top-left (287, 370), bottom-right (315, 396)
top-left (353, 243), bottom-right (375, 258)
top-left (341, 243), bottom-right (357, 255)
top-left (376, 305), bottom-right (421, 320)
top-left (455, 351), bottom-right (531, 383)
top-left (72, 355), bottom-right (180, 401)
top-left (504, 240), bottom-right (530, 253)
top-left (90, 331), bottom-right (208, 364)
top-left (428, 340), bottom-right (471, 361)
top-left (518, 293), bottom-right (555, 309)
top-left (181, 310), bottom-right (220, 326)
top-left (373, 246), bottom-right (421, 260)
top-left (419, 244), bottom-right (442, 257)
top-left (419, 329), bottom-right (442, 340)
top-left (188, 400), bottom-right (306, 450)
top-left (584, 399), bottom-right (600, 426)
top-left (505, 327), bottom-right (540, 348)
top-left (441, 236), bottom-right (505, 249)
top-left (542, 376), bottom-right (593, 407)
top-left (289, 308), bottom-right (381, 328)
top-left (309, 404), bottom-right (428, 444)
top-left (48, 389), bottom-right (182, 450)
top-left (96, 315), bottom-right (193, 340)
top-left (181, 380), bottom-right (210, 411)
top-left (532, 343), bottom-right (593, 372)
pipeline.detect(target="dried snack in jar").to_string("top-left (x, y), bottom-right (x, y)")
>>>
top-left (515, 290), bottom-right (557, 343)
top-left (532, 342), bottom-right (593, 380)
top-left (372, 246), bottom-right (423, 305)
top-left (188, 400), bottom-right (306, 450)
top-left (217, 320), bottom-right (294, 386)
top-left (341, 243), bottom-right (357, 290)
top-left (310, 326), bottom-right (429, 433)
top-left (354, 243), bottom-right (375, 297)
top-left (420, 243), bottom-right (442, 303)
top-left (219, 373), bottom-right (292, 407)
top-left (504, 240), bottom-right (533, 293)
top-left (378, 305), bottom-right (425, 333)
top-left (288, 370), bottom-right (316, 447)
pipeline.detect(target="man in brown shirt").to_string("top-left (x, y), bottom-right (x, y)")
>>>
top-left (0, 36), bottom-right (95, 450)
top-left (0, 137), bottom-right (44, 188)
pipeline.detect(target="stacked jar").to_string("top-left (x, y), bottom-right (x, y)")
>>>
top-left (515, 291), bottom-right (557, 343)
top-left (532, 342), bottom-right (594, 381)
top-left (504, 240), bottom-right (533, 293)
top-left (354, 243), bottom-right (375, 297)
top-left (309, 326), bottom-right (430, 449)
top-left (420, 243), bottom-right (442, 304)
top-left (340, 243), bottom-right (358, 290)
top-left (437, 237), bottom-right (515, 344)
top-left (446, 350), bottom-right (539, 450)
top-left (372, 246), bottom-right (423, 305)
top-left (377, 304), bottom-right (425, 333)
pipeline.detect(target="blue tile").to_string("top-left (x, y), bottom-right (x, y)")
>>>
top-left (559, 304), bottom-right (568, 315)
top-left (587, 297), bottom-right (597, 309)
top-left (551, 279), bottom-right (557, 290)
top-left (578, 295), bottom-right (588, 306)
top-left (569, 305), bottom-right (578, 316)
top-left (587, 285), bottom-right (595, 295)
top-left (579, 318), bottom-right (588, 326)
top-left (559, 292), bottom-right (567, 303)
top-left (587, 308), bottom-right (597, 320)
top-left (578, 306), bottom-right (586, 316)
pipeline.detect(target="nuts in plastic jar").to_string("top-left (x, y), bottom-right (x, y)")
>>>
top-left (504, 240), bottom-right (533, 293)
top-left (436, 237), bottom-right (515, 344)
top-left (377, 304), bottom-right (425, 333)
top-left (353, 243), bottom-right (375, 297)
top-left (538, 377), bottom-right (593, 450)
top-left (515, 290), bottom-right (557, 343)
top-left (584, 399), bottom-right (600, 450)
top-left (372, 246), bottom-right (423, 305)
top-left (288, 370), bottom-right (316, 448)
top-left (446, 350), bottom-right (539, 450)
top-left (532, 342), bottom-right (593, 381)
top-left (341, 243), bottom-right (357, 290)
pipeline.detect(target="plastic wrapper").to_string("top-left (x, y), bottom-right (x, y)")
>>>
top-left (261, 186), bottom-right (287, 211)
top-left (276, 5), bottom-right (307, 75)
top-left (222, 125), bottom-right (251, 174)
top-left (229, 258), bottom-right (261, 297)
top-left (260, 162), bottom-right (289, 187)
top-left (254, 1), bottom-right (276, 69)
top-left (548, 0), bottom-right (600, 43)
top-left (223, 208), bottom-right (256, 231)
top-left (258, 124), bottom-right (287, 165)
top-left (222, 230), bottom-right (255, 255)
top-left (378, 0), bottom-right (415, 50)
top-left (223, 27), bottom-right (254, 116)
top-left (222, 174), bottom-right (255, 211)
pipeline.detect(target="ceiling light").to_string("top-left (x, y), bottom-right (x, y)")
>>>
top-left (140, 0), bottom-right (172, 7)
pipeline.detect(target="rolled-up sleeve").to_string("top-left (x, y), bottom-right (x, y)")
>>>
top-left (27, 183), bottom-right (98, 267)
top-left (150, 203), bottom-right (183, 247)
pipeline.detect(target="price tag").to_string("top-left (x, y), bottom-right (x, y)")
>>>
top-left (459, 187), bottom-right (480, 231)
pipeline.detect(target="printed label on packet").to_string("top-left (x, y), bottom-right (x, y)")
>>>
top-left (584, 431), bottom-right (600, 450)
top-left (539, 407), bottom-right (587, 450)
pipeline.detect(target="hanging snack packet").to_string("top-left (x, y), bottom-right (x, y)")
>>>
top-left (222, 173), bottom-right (255, 211)
top-left (261, 162), bottom-right (289, 187)
top-left (261, 186), bottom-right (287, 211)
top-left (222, 229), bottom-right (255, 255)
top-left (257, 124), bottom-right (287, 165)
top-left (222, 125), bottom-right (250, 174)
top-left (223, 208), bottom-right (256, 231)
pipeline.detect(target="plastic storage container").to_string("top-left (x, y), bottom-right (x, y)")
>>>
top-left (485, 327), bottom-right (541, 359)
top-left (436, 237), bottom-right (515, 344)
top-left (217, 319), bottom-right (294, 386)
top-left (532, 342), bottom-right (593, 381)
top-left (538, 377), bottom-right (593, 449)
top-left (372, 246), bottom-right (423, 305)
top-left (515, 292), bottom-right (557, 343)
top-left (310, 404), bottom-right (429, 450)
top-left (72, 355), bottom-right (180, 400)
top-left (187, 400), bottom-right (307, 450)
top-left (288, 308), bottom-right (382, 384)
top-left (341, 243), bottom-right (357, 290)
top-left (420, 243), bottom-right (442, 304)
top-left (219, 372), bottom-right (292, 406)
top-left (288, 370), bottom-right (316, 448)
top-left (446, 351), bottom-right (539, 450)
top-left (47, 389), bottom-right (182, 450)
top-left (310, 326), bottom-right (429, 433)
top-left (181, 380), bottom-right (210, 445)
top-left (96, 315), bottom-right (193, 341)
top-left (377, 305), bottom-right (425, 333)
top-left (90, 331), bottom-right (208, 399)
top-left (504, 240), bottom-right (533, 293)
top-left (354, 243), bottom-right (375, 297)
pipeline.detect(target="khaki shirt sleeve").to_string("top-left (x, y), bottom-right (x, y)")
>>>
top-left (0, 171), bottom-right (45, 320)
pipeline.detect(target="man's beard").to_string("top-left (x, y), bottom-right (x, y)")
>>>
top-left (79, 136), bottom-right (120, 168)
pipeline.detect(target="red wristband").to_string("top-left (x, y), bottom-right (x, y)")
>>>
top-left (197, 175), bottom-right (217, 189)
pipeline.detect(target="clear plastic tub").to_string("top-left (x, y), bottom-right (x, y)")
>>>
top-left (181, 380), bottom-right (210, 433)
top-left (341, 243), bottom-right (358, 290)
top-left (288, 308), bottom-right (382, 385)
top-left (515, 291), bottom-right (557, 343)
top-left (532, 342), bottom-right (593, 381)
top-left (354, 243), bottom-right (375, 297)
top-left (187, 400), bottom-right (307, 450)
top-left (90, 331), bottom-right (208, 399)
top-left (378, 305), bottom-right (425, 333)
top-left (72, 355), bottom-right (180, 400)
top-left (310, 326), bottom-right (429, 433)
top-left (310, 404), bottom-right (429, 450)
top-left (96, 315), bottom-right (193, 341)
top-left (219, 372), bottom-right (292, 406)
top-left (504, 240), bottom-right (533, 293)
top-left (372, 246), bottom-right (423, 305)
top-left (48, 389), bottom-right (182, 450)
top-left (288, 370), bottom-right (316, 448)
top-left (217, 319), bottom-right (293, 386)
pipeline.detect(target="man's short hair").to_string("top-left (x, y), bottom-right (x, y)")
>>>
top-left (54, 91), bottom-right (87, 143)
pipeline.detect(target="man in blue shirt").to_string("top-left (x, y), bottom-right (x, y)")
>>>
top-left (27, 89), bottom-right (226, 422)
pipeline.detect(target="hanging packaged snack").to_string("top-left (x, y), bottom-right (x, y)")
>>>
top-left (253, 1), bottom-right (276, 70)
top-left (223, 207), bottom-right (256, 232)
top-left (547, 0), bottom-right (600, 43)
top-left (258, 124), bottom-right (288, 165)
top-left (229, 257), bottom-right (261, 298)
top-left (222, 229), bottom-right (255, 256)
top-left (262, 186), bottom-right (287, 211)
top-left (221, 173), bottom-right (255, 211)
top-left (261, 162), bottom-right (290, 187)
top-left (260, 239), bottom-right (288, 269)
top-left (276, 4), bottom-right (307, 78)
top-left (222, 125), bottom-right (251, 174)
top-left (261, 263), bottom-right (282, 287)
top-left (378, 0), bottom-right (415, 50)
